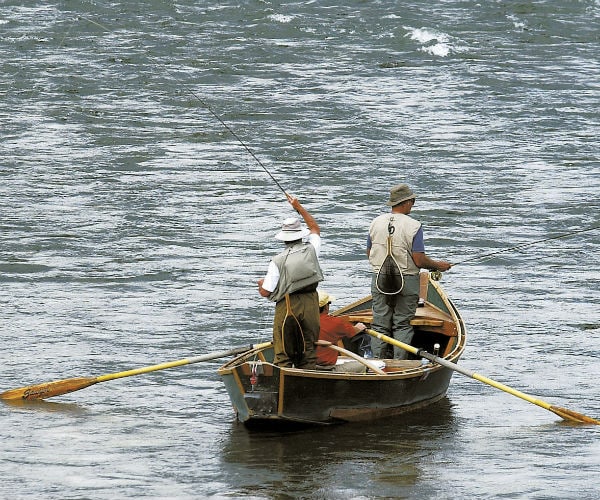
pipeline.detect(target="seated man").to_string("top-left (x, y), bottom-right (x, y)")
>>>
top-left (316, 290), bottom-right (369, 372)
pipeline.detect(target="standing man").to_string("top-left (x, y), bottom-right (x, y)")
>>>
top-left (258, 194), bottom-right (323, 369)
top-left (367, 184), bottom-right (451, 359)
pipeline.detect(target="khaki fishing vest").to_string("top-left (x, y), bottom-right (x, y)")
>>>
top-left (269, 241), bottom-right (324, 303)
top-left (368, 213), bottom-right (421, 275)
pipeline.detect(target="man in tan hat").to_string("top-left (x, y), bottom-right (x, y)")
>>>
top-left (258, 194), bottom-right (323, 369)
top-left (367, 184), bottom-right (451, 359)
top-left (316, 290), bottom-right (369, 372)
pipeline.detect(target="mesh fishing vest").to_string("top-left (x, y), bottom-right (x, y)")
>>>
top-left (269, 241), bottom-right (324, 303)
top-left (368, 213), bottom-right (421, 275)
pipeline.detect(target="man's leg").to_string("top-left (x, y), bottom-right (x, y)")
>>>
top-left (371, 274), bottom-right (394, 358)
top-left (272, 300), bottom-right (292, 367)
top-left (391, 274), bottom-right (420, 360)
top-left (295, 291), bottom-right (319, 370)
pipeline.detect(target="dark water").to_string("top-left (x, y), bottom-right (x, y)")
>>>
top-left (1, 1), bottom-right (599, 498)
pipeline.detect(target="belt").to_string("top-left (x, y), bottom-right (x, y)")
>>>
top-left (290, 283), bottom-right (318, 295)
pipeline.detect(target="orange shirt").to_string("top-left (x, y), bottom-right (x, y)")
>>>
top-left (316, 312), bottom-right (359, 365)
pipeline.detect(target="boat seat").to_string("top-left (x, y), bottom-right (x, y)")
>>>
top-left (383, 359), bottom-right (423, 372)
top-left (345, 315), bottom-right (372, 323)
top-left (410, 318), bottom-right (444, 327)
top-left (345, 315), bottom-right (444, 328)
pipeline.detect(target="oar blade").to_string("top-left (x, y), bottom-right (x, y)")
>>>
top-left (0, 377), bottom-right (97, 401)
top-left (550, 406), bottom-right (600, 425)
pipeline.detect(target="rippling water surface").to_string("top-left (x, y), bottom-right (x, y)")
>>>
top-left (1, 1), bottom-right (599, 499)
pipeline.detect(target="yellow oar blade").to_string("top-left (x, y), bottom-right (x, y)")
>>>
top-left (470, 372), bottom-right (600, 425)
top-left (549, 406), bottom-right (600, 425)
top-left (0, 377), bottom-right (97, 401)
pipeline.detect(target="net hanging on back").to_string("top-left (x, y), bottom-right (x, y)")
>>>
top-left (282, 294), bottom-right (305, 366)
top-left (376, 219), bottom-right (404, 296)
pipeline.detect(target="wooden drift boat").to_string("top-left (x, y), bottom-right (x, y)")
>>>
top-left (218, 271), bottom-right (466, 427)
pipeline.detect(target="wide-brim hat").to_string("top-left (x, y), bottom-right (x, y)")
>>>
top-left (318, 290), bottom-right (336, 308)
top-left (386, 183), bottom-right (416, 206)
top-left (275, 217), bottom-right (311, 241)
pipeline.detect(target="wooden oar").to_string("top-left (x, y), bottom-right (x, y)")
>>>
top-left (315, 340), bottom-right (386, 375)
top-left (366, 329), bottom-right (600, 425)
top-left (0, 342), bottom-right (272, 402)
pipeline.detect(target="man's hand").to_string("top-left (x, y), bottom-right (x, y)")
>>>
top-left (257, 278), bottom-right (271, 298)
top-left (286, 193), bottom-right (302, 212)
top-left (435, 261), bottom-right (452, 272)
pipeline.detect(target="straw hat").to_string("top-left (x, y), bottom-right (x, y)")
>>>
top-left (386, 184), bottom-right (416, 207)
top-left (275, 217), bottom-right (311, 241)
top-left (318, 290), bottom-right (335, 308)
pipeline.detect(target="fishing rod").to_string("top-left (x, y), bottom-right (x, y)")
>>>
top-left (429, 224), bottom-right (599, 281)
top-left (152, 63), bottom-right (290, 197)
top-left (181, 86), bottom-right (289, 197)
top-left (78, 15), bottom-right (289, 199)
top-left (452, 224), bottom-right (599, 267)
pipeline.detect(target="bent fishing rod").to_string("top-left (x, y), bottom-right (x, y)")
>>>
top-left (452, 224), bottom-right (599, 266)
top-left (430, 226), bottom-right (600, 281)
top-left (429, 224), bottom-right (599, 279)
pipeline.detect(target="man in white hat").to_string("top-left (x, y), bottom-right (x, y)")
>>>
top-left (367, 184), bottom-right (451, 359)
top-left (258, 194), bottom-right (323, 368)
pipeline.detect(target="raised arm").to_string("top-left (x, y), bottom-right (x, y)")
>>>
top-left (287, 194), bottom-right (320, 235)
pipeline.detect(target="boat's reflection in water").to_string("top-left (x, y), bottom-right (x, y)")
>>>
top-left (220, 397), bottom-right (458, 497)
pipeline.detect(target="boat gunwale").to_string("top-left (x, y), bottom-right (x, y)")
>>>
top-left (217, 351), bottom-right (460, 381)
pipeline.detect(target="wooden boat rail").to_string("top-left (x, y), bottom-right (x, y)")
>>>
top-left (228, 349), bottom-right (429, 378)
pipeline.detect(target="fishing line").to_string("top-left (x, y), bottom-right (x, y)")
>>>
top-left (77, 15), bottom-right (109, 31)
top-left (3, 16), bottom-right (77, 99)
top-left (452, 224), bottom-right (600, 267)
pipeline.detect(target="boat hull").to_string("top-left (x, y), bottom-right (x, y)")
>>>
top-left (221, 359), bottom-right (455, 425)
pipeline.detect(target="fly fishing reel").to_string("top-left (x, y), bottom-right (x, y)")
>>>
top-left (430, 270), bottom-right (443, 281)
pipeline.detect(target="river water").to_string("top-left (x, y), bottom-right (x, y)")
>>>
top-left (1, 1), bottom-right (599, 498)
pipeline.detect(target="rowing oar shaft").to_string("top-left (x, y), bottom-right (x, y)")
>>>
top-left (315, 340), bottom-right (386, 375)
top-left (0, 342), bottom-right (272, 401)
top-left (366, 329), bottom-right (600, 425)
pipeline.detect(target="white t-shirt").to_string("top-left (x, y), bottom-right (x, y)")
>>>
top-left (261, 233), bottom-right (321, 293)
